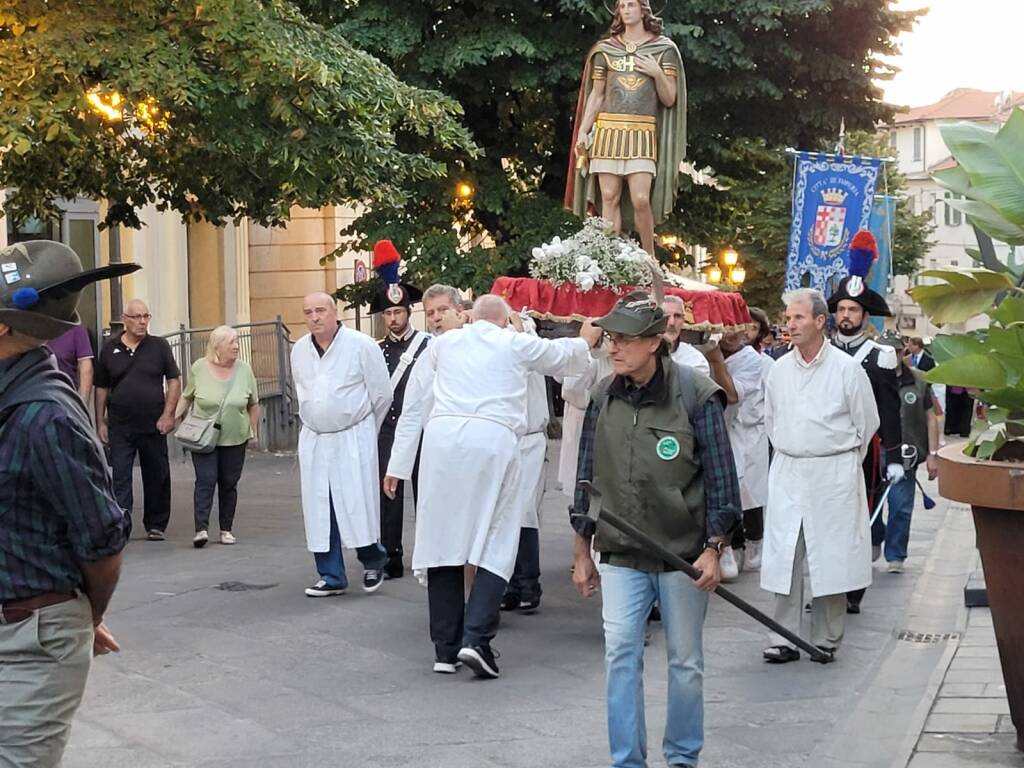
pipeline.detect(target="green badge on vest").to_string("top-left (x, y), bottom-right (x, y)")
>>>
top-left (656, 436), bottom-right (680, 461)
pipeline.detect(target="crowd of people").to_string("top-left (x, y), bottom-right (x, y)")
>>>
top-left (0, 233), bottom-right (947, 768)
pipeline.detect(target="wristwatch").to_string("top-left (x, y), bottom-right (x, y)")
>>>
top-left (704, 539), bottom-right (725, 556)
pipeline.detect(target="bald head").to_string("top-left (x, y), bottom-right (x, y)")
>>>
top-left (473, 295), bottom-right (511, 327)
top-left (303, 291), bottom-right (339, 342)
top-left (122, 298), bottom-right (152, 340)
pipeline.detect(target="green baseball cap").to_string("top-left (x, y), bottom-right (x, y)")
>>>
top-left (593, 291), bottom-right (667, 337)
top-left (0, 240), bottom-right (140, 340)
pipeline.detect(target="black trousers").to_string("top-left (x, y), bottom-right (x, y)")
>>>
top-left (427, 566), bottom-right (506, 660)
top-left (849, 448), bottom-right (886, 608)
top-left (507, 528), bottom-right (541, 601)
top-left (377, 427), bottom-right (419, 558)
top-left (731, 507), bottom-right (764, 549)
top-left (109, 428), bottom-right (171, 534)
top-left (191, 443), bottom-right (247, 532)
top-left (945, 390), bottom-right (975, 438)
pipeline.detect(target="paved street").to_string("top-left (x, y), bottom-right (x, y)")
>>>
top-left (64, 447), bottom-right (986, 768)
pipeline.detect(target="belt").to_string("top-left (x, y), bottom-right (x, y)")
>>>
top-left (0, 592), bottom-right (77, 625)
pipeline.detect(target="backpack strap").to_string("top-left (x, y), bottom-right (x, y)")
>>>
top-left (673, 361), bottom-right (699, 422)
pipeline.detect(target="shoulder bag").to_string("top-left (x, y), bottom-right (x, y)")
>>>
top-left (174, 363), bottom-right (239, 454)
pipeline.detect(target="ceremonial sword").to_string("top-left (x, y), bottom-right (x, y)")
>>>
top-left (574, 481), bottom-right (833, 664)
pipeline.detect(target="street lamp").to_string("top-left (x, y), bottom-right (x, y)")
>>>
top-left (707, 264), bottom-right (723, 283)
top-left (456, 181), bottom-right (474, 200)
top-left (722, 247), bottom-right (739, 267)
top-left (729, 266), bottom-right (746, 285)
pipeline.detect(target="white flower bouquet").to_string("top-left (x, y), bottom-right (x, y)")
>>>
top-left (528, 218), bottom-right (657, 292)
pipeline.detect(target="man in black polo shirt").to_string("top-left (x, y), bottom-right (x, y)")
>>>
top-left (95, 299), bottom-right (181, 540)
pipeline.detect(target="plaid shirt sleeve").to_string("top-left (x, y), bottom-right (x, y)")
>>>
top-left (569, 398), bottom-right (603, 538)
top-left (29, 407), bottom-right (128, 562)
top-left (692, 396), bottom-right (743, 539)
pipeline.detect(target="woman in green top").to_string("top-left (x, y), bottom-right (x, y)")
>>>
top-left (178, 325), bottom-right (260, 548)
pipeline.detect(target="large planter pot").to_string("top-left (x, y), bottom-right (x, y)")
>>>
top-left (937, 443), bottom-right (1024, 750)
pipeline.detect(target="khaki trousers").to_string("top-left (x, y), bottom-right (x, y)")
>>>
top-left (0, 594), bottom-right (93, 768)
top-left (769, 527), bottom-right (846, 650)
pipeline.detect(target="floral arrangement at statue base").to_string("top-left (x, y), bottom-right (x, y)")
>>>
top-left (493, 218), bottom-right (751, 331)
top-left (528, 217), bottom-right (653, 292)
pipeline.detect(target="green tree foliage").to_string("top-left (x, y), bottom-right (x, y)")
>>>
top-left (0, 0), bottom-right (475, 228)
top-left (313, 0), bottom-right (924, 301)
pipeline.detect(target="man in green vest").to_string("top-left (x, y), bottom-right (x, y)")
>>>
top-left (570, 291), bottom-right (741, 768)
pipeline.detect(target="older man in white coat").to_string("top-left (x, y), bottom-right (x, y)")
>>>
top-left (385, 295), bottom-right (597, 678)
top-left (292, 292), bottom-right (392, 598)
top-left (761, 288), bottom-right (879, 664)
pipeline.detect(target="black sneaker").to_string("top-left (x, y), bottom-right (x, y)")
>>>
top-left (500, 592), bottom-right (521, 611)
top-left (362, 568), bottom-right (385, 593)
top-left (518, 596), bottom-right (541, 613)
top-left (457, 645), bottom-right (500, 679)
top-left (304, 580), bottom-right (347, 597)
top-left (846, 600), bottom-right (861, 615)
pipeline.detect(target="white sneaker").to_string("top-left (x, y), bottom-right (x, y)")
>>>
top-left (734, 547), bottom-right (746, 573)
top-left (433, 659), bottom-right (462, 674)
top-left (720, 547), bottom-right (740, 582)
top-left (304, 579), bottom-right (347, 598)
top-left (220, 531), bottom-right (236, 545)
top-left (192, 530), bottom-right (208, 549)
top-left (887, 560), bottom-right (905, 574)
top-left (746, 540), bottom-right (762, 571)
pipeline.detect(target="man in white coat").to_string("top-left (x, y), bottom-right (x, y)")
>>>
top-left (761, 288), bottom-right (879, 664)
top-left (502, 313), bottom-right (554, 613)
top-left (719, 323), bottom-right (771, 576)
top-left (292, 292), bottom-right (393, 598)
top-left (384, 295), bottom-right (597, 679)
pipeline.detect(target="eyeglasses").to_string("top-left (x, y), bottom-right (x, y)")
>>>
top-left (603, 332), bottom-right (646, 346)
top-left (123, 313), bottom-right (151, 321)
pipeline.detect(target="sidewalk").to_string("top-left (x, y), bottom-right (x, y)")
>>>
top-left (62, 449), bottom-right (998, 767)
top-left (907, 605), bottom-right (1019, 766)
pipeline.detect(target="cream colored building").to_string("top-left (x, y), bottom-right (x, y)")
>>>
top-left (2, 201), bottom-right (393, 341)
top-left (884, 89), bottom-right (1024, 337)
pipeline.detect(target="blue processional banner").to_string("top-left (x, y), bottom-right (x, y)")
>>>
top-left (785, 151), bottom-right (884, 295)
top-left (866, 195), bottom-right (896, 331)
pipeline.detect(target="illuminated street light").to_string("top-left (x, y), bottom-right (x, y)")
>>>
top-left (456, 182), bottom-right (474, 200)
top-left (729, 266), bottom-right (746, 285)
top-left (660, 234), bottom-right (678, 247)
top-left (86, 89), bottom-right (124, 122)
top-left (722, 247), bottom-right (739, 267)
top-left (707, 264), bottom-right (723, 283)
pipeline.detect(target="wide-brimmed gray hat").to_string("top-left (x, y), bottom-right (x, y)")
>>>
top-left (593, 291), bottom-right (667, 337)
top-left (0, 240), bottom-right (140, 340)
top-left (876, 330), bottom-right (905, 350)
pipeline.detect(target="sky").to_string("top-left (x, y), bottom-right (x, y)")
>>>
top-left (880, 0), bottom-right (1024, 108)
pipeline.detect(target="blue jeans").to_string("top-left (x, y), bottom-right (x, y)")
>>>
top-left (313, 500), bottom-right (386, 589)
top-left (600, 563), bottom-right (709, 768)
top-left (883, 466), bottom-right (916, 562)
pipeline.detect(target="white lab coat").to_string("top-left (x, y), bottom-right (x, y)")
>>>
top-left (387, 321), bottom-right (590, 579)
top-left (737, 353), bottom-right (775, 509)
top-left (557, 350), bottom-right (613, 495)
top-left (517, 370), bottom-right (550, 530)
top-left (292, 327), bottom-right (392, 552)
top-left (672, 341), bottom-right (711, 376)
top-left (723, 345), bottom-right (768, 499)
top-left (762, 342), bottom-right (879, 597)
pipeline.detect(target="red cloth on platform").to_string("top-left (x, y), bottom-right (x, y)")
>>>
top-left (491, 276), bottom-right (751, 330)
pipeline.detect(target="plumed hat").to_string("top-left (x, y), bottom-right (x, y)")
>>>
top-left (827, 230), bottom-right (891, 317)
top-left (0, 240), bottom-right (140, 339)
top-left (368, 240), bottom-right (422, 314)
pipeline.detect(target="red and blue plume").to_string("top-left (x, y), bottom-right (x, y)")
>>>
top-left (847, 230), bottom-right (878, 279)
top-left (373, 240), bottom-right (401, 285)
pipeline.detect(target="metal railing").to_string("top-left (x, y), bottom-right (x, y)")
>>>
top-left (163, 317), bottom-right (298, 451)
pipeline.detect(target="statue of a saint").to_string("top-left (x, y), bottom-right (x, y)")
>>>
top-left (565, 0), bottom-right (686, 256)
